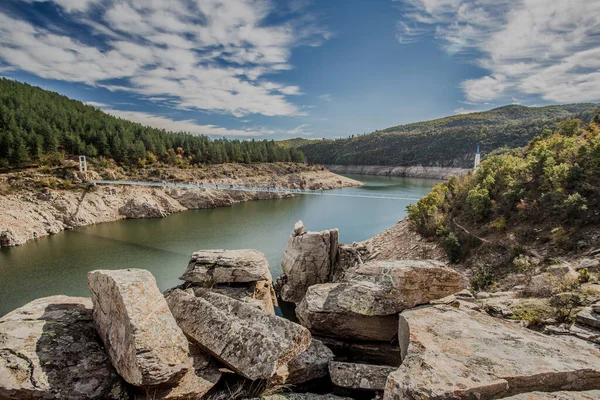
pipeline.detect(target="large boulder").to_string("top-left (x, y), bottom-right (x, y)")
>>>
top-left (256, 394), bottom-right (353, 400)
top-left (88, 269), bottom-right (190, 387)
top-left (179, 249), bottom-right (278, 315)
top-left (502, 391), bottom-right (600, 399)
top-left (279, 221), bottom-right (339, 303)
top-left (345, 260), bottom-right (466, 307)
top-left (165, 288), bottom-right (311, 382)
top-left (180, 249), bottom-right (272, 285)
top-left (295, 260), bottom-right (465, 341)
top-left (0, 296), bottom-right (129, 399)
top-left (329, 361), bottom-right (395, 391)
top-left (384, 304), bottom-right (600, 400)
top-left (286, 339), bottom-right (334, 385)
top-left (295, 282), bottom-right (401, 341)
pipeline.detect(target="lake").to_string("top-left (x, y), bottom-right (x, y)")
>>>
top-left (0, 175), bottom-right (437, 316)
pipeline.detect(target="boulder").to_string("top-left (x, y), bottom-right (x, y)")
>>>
top-left (142, 344), bottom-right (221, 400)
top-left (279, 221), bottom-right (339, 303)
top-left (384, 304), bottom-right (600, 400)
top-left (592, 302), bottom-right (600, 313)
top-left (329, 361), bottom-right (395, 391)
top-left (287, 339), bottom-right (334, 385)
top-left (295, 261), bottom-right (458, 342)
top-left (165, 289), bottom-right (311, 381)
top-left (180, 249), bottom-right (272, 285)
top-left (0, 296), bottom-right (129, 399)
top-left (576, 307), bottom-right (600, 329)
top-left (295, 282), bottom-right (401, 341)
top-left (88, 269), bottom-right (190, 386)
top-left (345, 260), bottom-right (467, 307)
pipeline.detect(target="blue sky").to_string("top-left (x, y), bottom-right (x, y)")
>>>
top-left (1, 0), bottom-right (599, 139)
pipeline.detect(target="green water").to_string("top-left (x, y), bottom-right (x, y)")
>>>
top-left (0, 175), bottom-right (437, 317)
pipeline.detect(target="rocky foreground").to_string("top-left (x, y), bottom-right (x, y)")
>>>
top-left (0, 163), bottom-right (361, 247)
top-left (1, 221), bottom-right (600, 399)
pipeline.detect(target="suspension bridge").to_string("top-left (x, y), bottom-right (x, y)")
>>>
top-left (89, 180), bottom-right (423, 201)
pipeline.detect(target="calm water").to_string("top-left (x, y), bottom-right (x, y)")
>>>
top-left (0, 175), bottom-right (437, 316)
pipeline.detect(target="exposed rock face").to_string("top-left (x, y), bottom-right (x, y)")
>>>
top-left (295, 282), bottom-right (401, 341)
top-left (165, 289), bottom-right (311, 381)
top-left (180, 249), bottom-right (272, 285)
top-left (576, 307), bottom-right (600, 329)
top-left (296, 260), bottom-right (460, 342)
top-left (287, 339), bottom-right (334, 385)
top-left (0, 296), bottom-right (128, 399)
top-left (0, 165), bottom-right (362, 248)
top-left (384, 304), bottom-right (600, 400)
top-left (279, 221), bottom-right (339, 303)
top-left (142, 344), bottom-right (221, 400)
top-left (329, 361), bottom-right (395, 391)
top-left (324, 164), bottom-right (468, 180)
top-left (88, 269), bottom-right (190, 387)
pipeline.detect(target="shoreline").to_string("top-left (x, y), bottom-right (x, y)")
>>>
top-left (324, 164), bottom-right (470, 180)
top-left (0, 163), bottom-right (362, 248)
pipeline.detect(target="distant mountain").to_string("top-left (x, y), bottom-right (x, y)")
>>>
top-left (298, 104), bottom-right (600, 168)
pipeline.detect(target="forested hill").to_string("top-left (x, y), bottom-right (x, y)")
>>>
top-left (298, 104), bottom-right (599, 168)
top-left (0, 78), bottom-right (304, 169)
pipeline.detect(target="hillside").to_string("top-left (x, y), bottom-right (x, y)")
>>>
top-left (299, 104), bottom-right (599, 168)
top-left (407, 112), bottom-right (600, 292)
top-left (0, 78), bottom-right (304, 169)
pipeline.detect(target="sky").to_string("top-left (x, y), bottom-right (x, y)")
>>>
top-left (0, 0), bottom-right (599, 139)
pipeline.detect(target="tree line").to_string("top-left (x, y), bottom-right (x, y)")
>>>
top-left (0, 78), bottom-right (305, 168)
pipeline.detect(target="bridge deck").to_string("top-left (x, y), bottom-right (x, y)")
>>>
top-left (90, 180), bottom-right (422, 201)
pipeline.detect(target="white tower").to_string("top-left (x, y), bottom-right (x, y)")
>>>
top-left (474, 145), bottom-right (481, 169)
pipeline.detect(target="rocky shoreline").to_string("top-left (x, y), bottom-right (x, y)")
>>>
top-left (0, 164), bottom-right (361, 247)
top-left (324, 164), bottom-right (469, 180)
top-left (2, 220), bottom-right (600, 399)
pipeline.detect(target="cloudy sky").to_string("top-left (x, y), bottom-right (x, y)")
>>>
top-left (1, 0), bottom-right (599, 138)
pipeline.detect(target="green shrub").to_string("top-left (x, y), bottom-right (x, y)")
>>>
top-left (578, 268), bottom-right (591, 284)
top-left (471, 265), bottom-right (495, 291)
top-left (442, 232), bottom-right (462, 263)
top-left (466, 185), bottom-right (491, 220)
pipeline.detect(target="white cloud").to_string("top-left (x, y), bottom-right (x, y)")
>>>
top-left (318, 94), bottom-right (332, 102)
top-left (396, 0), bottom-right (600, 104)
top-left (85, 101), bottom-right (108, 108)
top-left (286, 124), bottom-right (313, 136)
top-left (0, 0), bottom-right (330, 117)
top-left (98, 107), bottom-right (267, 137)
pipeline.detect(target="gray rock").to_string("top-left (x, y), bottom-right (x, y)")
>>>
top-left (88, 269), bottom-right (190, 386)
top-left (287, 339), bottom-right (334, 385)
top-left (384, 304), bottom-right (600, 400)
top-left (279, 221), bottom-right (339, 303)
top-left (570, 323), bottom-right (600, 344)
top-left (329, 361), bottom-right (395, 391)
top-left (296, 260), bottom-right (463, 342)
top-left (165, 289), bottom-right (311, 381)
top-left (578, 258), bottom-right (600, 271)
top-left (180, 249), bottom-right (272, 285)
top-left (296, 282), bottom-right (401, 341)
top-left (576, 307), bottom-right (600, 330)
top-left (592, 303), bottom-right (600, 314)
top-left (0, 296), bottom-right (129, 399)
